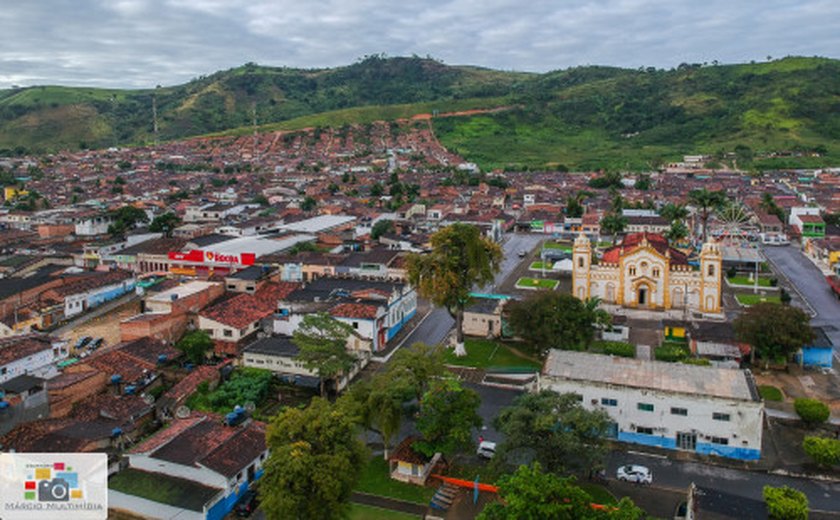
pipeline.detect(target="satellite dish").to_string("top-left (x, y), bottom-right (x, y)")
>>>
top-left (244, 402), bottom-right (256, 412)
top-left (175, 405), bottom-right (191, 419)
top-left (143, 394), bottom-right (155, 405)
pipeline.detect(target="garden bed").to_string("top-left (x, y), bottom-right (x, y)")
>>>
top-left (444, 339), bottom-right (541, 370)
top-left (726, 275), bottom-right (778, 290)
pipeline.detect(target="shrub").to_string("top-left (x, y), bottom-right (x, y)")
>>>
top-left (681, 357), bottom-right (711, 366)
top-left (727, 266), bottom-right (737, 279)
top-left (770, 277), bottom-right (779, 287)
top-left (763, 485), bottom-right (808, 520)
top-left (758, 385), bottom-right (784, 402)
top-left (655, 343), bottom-right (689, 362)
top-left (597, 341), bottom-right (636, 358)
top-left (802, 436), bottom-right (840, 466)
top-left (794, 398), bottom-right (830, 425)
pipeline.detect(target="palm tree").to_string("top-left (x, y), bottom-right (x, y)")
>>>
top-left (688, 189), bottom-right (727, 242)
top-left (660, 203), bottom-right (689, 223)
top-left (600, 212), bottom-right (628, 245)
top-left (666, 220), bottom-right (689, 242)
top-left (565, 191), bottom-right (587, 218)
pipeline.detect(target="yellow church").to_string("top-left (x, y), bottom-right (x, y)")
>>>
top-left (572, 232), bottom-right (722, 314)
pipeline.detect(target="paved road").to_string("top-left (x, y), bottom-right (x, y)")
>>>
top-left (762, 245), bottom-right (840, 363)
top-left (489, 233), bottom-right (544, 291)
top-left (53, 291), bottom-right (139, 337)
top-left (607, 450), bottom-right (840, 513)
top-left (399, 233), bottom-right (544, 349)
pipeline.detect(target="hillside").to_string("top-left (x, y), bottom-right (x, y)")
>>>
top-left (1, 56), bottom-right (840, 172)
top-left (434, 57), bottom-right (840, 171)
top-left (0, 55), bottom-right (530, 153)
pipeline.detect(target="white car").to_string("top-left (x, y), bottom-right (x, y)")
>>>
top-left (616, 464), bottom-right (652, 484)
top-left (476, 441), bottom-right (497, 459)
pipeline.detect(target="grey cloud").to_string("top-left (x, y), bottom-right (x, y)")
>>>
top-left (0, 0), bottom-right (838, 88)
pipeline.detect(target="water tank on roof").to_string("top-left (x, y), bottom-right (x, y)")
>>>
top-left (124, 385), bottom-right (136, 395)
top-left (171, 294), bottom-right (178, 301)
top-left (157, 354), bottom-right (167, 364)
top-left (111, 375), bottom-right (122, 384)
top-left (111, 427), bottom-right (123, 437)
top-left (0, 401), bottom-right (8, 410)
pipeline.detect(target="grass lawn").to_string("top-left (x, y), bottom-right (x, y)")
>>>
top-left (515, 277), bottom-right (559, 290)
top-left (529, 261), bottom-right (553, 270)
top-left (759, 385), bottom-right (784, 402)
top-left (728, 275), bottom-right (774, 287)
top-left (444, 339), bottom-right (542, 370)
top-left (736, 294), bottom-right (781, 306)
top-left (655, 342), bottom-right (691, 362)
top-left (109, 469), bottom-right (220, 512)
top-left (355, 457), bottom-right (437, 505)
top-left (349, 504), bottom-right (421, 520)
top-left (579, 482), bottom-right (618, 506)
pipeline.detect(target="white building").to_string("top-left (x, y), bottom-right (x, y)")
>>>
top-left (540, 350), bottom-right (763, 461)
top-left (0, 335), bottom-right (69, 384)
top-left (75, 214), bottom-right (113, 236)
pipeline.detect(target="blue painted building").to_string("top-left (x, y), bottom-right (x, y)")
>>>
top-left (542, 350), bottom-right (763, 461)
top-left (795, 326), bottom-right (834, 369)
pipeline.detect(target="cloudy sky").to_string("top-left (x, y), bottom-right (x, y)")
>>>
top-left (1, 0), bottom-right (839, 89)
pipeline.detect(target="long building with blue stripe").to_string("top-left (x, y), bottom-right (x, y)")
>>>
top-left (540, 350), bottom-right (763, 461)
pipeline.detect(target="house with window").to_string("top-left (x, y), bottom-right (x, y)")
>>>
top-left (789, 207), bottom-right (825, 239)
top-left (540, 350), bottom-right (763, 461)
top-left (0, 334), bottom-right (68, 384)
top-left (198, 282), bottom-right (299, 356)
top-left (118, 414), bottom-right (268, 520)
top-left (273, 278), bottom-right (416, 352)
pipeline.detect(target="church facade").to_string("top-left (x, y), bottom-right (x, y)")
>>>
top-left (572, 232), bottom-right (722, 314)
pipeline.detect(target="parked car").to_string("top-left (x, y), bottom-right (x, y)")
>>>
top-left (89, 338), bottom-right (104, 350)
top-left (518, 249), bottom-right (527, 258)
top-left (75, 336), bottom-right (92, 349)
top-left (476, 440), bottom-right (497, 459)
top-left (616, 465), bottom-right (652, 484)
top-left (235, 489), bottom-right (258, 517)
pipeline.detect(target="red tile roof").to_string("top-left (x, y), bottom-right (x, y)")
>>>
top-left (601, 232), bottom-right (688, 266)
top-left (0, 335), bottom-right (57, 366)
top-left (200, 282), bottom-right (299, 329)
top-left (330, 302), bottom-right (380, 319)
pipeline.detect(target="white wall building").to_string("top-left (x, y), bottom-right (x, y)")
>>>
top-left (540, 350), bottom-right (763, 460)
top-left (0, 335), bottom-right (68, 384)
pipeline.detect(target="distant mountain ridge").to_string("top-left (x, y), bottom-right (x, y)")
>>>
top-left (1, 55), bottom-right (839, 171)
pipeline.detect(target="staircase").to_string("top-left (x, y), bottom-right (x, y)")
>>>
top-left (429, 482), bottom-right (458, 511)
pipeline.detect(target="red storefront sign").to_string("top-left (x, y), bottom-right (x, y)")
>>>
top-left (168, 250), bottom-right (256, 266)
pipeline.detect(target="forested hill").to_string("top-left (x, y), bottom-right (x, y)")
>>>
top-left (1, 55), bottom-right (839, 172)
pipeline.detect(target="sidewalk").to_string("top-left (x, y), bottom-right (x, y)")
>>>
top-left (351, 492), bottom-right (428, 516)
top-left (766, 407), bottom-right (840, 426)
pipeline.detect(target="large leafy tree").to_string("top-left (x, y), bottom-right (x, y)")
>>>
top-left (507, 292), bottom-right (597, 357)
top-left (407, 223), bottom-right (502, 356)
top-left (659, 203), bottom-right (689, 223)
top-left (688, 189), bottom-right (727, 242)
top-left (763, 485), bottom-right (808, 520)
top-left (176, 330), bottom-right (213, 365)
top-left (493, 390), bottom-right (612, 475)
top-left (384, 342), bottom-right (446, 401)
top-left (666, 220), bottom-right (689, 242)
top-left (261, 398), bottom-right (367, 520)
top-left (339, 376), bottom-right (412, 460)
top-left (108, 205), bottom-right (149, 236)
top-left (370, 219), bottom-right (395, 240)
top-left (479, 463), bottom-right (644, 520)
top-left (734, 303), bottom-right (814, 366)
top-left (292, 312), bottom-right (357, 397)
top-left (149, 211), bottom-right (181, 237)
top-left (414, 378), bottom-right (482, 457)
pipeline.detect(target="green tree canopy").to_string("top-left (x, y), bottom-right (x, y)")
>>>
top-left (763, 485), bottom-right (808, 520)
top-left (734, 303), bottom-right (814, 365)
top-left (371, 219), bottom-right (395, 240)
top-left (292, 312), bottom-right (357, 397)
top-left (479, 463), bottom-right (643, 520)
top-left (149, 212), bottom-right (181, 237)
top-left (176, 330), bottom-right (213, 365)
top-left (300, 196), bottom-right (317, 211)
top-left (493, 390), bottom-right (612, 474)
top-left (414, 378), bottom-right (482, 457)
top-left (802, 436), bottom-right (840, 466)
top-left (507, 292), bottom-right (597, 357)
top-left (108, 205), bottom-right (149, 236)
top-left (261, 398), bottom-right (368, 520)
top-left (659, 203), bottom-right (689, 223)
top-left (600, 212), bottom-right (628, 245)
top-left (666, 220), bottom-right (689, 242)
top-left (794, 398), bottom-right (830, 426)
top-left (384, 342), bottom-right (447, 401)
top-left (407, 223), bottom-right (502, 356)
